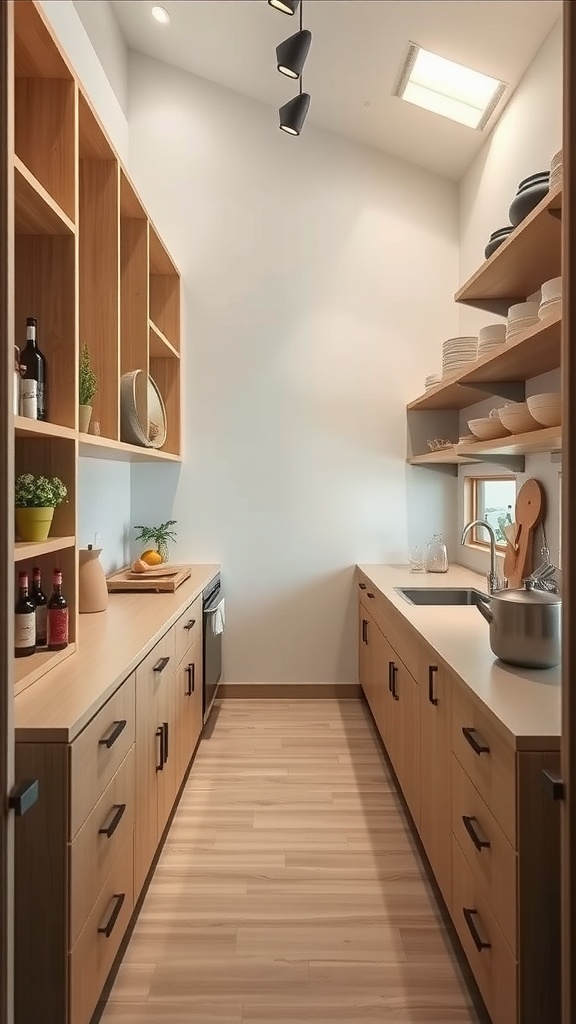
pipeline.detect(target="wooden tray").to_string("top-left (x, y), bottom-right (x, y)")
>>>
top-left (107, 564), bottom-right (192, 593)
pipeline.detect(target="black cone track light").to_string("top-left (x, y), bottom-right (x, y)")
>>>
top-left (279, 91), bottom-right (310, 135)
top-left (276, 28), bottom-right (311, 79)
top-left (268, 0), bottom-right (300, 14)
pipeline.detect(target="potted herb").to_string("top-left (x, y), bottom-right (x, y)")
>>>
top-left (79, 344), bottom-right (98, 433)
top-left (134, 520), bottom-right (177, 564)
top-left (15, 474), bottom-right (67, 542)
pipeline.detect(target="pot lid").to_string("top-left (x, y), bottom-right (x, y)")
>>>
top-left (493, 584), bottom-right (561, 606)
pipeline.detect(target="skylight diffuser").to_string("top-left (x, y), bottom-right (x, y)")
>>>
top-left (394, 44), bottom-right (506, 130)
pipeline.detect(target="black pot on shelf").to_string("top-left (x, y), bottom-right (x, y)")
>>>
top-left (484, 225), bottom-right (513, 260)
top-left (509, 171), bottom-right (550, 227)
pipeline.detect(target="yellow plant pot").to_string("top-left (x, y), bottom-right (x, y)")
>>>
top-left (15, 506), bottom-right (55, 542)
top-left (79, 404), bottom-right (92, 433)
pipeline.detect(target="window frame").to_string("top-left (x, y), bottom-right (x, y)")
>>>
top-left (464, 474), bottom-right (517, 552)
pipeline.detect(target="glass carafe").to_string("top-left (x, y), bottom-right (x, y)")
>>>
top-left (425, 534), bottom-right (448, 573)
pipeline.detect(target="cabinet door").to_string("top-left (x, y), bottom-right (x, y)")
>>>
top-left (390, 657), bottom-right (420, 828)
top-left (156, 631), bottom-right (178, 842)
top-left (418, 651), bottom-right (451, 905)
top-left (134, 631), bottom-right (174, 897)
top-left (176, 636), bottom-right (203, 785)
top-left (370, 623), bottom-right (394, 753)
top-left (358, 603), bottom-right (372, 701)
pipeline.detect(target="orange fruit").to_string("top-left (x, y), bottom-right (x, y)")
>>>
top-left (141, 549), bottom-right (162, 566)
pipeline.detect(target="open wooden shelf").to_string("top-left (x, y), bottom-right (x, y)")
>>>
top-left (79, 434), bottom-right (181, 463)
top-left (456, 183), bottom-right (562, 313)
top-left (14, 156), bottom-right (75, 235)
top-left (14, 643), bottom-right (76, 697)
top-left (149, 319), bottom-right (179, 359)
top-left (14, 416), bottom-right (76, 440)
top-left (408, 450), bottom-right (475, 466)
top-left (14, 535), bottom-right (75, 562)
top-left (456, 425), bottom-right (561, 458)
top-left (408, 312), bottom-right (562, 411)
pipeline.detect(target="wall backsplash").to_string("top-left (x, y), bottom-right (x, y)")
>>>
top-left (77, 458), bottom-right (131, 573)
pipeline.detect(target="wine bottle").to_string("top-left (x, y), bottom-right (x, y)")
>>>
top-left (15, 570), bottom-right (36, 658)
top-left (31, 566), bottom-right (48, 647)
top-left (47, 568), bottom-right (69, 651)
top-left (20, 317), bottom-right (47, 421)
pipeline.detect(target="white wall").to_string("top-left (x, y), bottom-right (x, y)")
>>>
top-left (77, 459), bottom-right (131, 573)
top-left (128, 53), bottom-right (459, 684)
top-left (72, 0), bottom-right (128, 115)
top-left (455, 18), bottom-right (562, 580)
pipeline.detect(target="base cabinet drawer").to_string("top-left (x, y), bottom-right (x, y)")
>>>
top-left (174, 594), bottom-right (202, 666)
top-left (69, 834), bottom-right (134, 1024)
top-left (69, 747), bottom-right (135, 947)
top-left (452, 835), bottom-right (517, 1024)
top-left (70, 673), bottom-right (136, 838)
top-left (452, 683), bottom-right (516, 847)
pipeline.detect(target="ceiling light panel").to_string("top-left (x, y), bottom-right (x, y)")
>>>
top-left (394, 44), bottom-right (506, 130)
top-left (152, 6), bottom-right (170, 24)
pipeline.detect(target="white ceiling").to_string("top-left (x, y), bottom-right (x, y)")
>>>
top-left (108, 0), bottom-right (561, 180)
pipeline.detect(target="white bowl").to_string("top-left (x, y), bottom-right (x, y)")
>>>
top-left (538, 298), bottom-right (562, 320)
top-left (526, 393), bottom-right (561, 427)
top-left (550, 149), bottom-right (562, 170)
top-left (467, 416), bottom-right (510, 441)
top-left (507, 301), bottom-right (540, 322)
top-left (498, 402), bottom-right (540, 434)
top-left (541, 277), bottom-right (562, 302)
top-left (120, 370), bottom-right (167, 448)
top-left (478, 323), bottom-right (506, 344)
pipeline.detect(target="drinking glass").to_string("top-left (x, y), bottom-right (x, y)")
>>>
top-left (408, 545), bottom-right (425, 573)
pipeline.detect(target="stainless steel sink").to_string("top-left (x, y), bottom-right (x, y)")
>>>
top-left (395, 587), bottom-right (489, 607)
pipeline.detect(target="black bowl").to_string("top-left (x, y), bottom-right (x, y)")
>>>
top-left (485, 227), bottom-right (513, 259)
top-left (509, 179), bottom-right (550, 226)
top-left (517, 171), bottom-right (550, 191)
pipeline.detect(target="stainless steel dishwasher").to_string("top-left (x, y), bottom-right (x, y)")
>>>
top-left (203, 574), bottom-right (223, 722)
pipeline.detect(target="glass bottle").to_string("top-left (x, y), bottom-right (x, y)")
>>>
top-left (31, 566), bottom-right (48, 647)
top-left (47, 568), bottom-right (69, 651)
top-left (425, 534), bottom-right (448, 573)
top-left (20, 316), bottom-right (47, 421)
top-left (15, 571), bottom-right (36, 658)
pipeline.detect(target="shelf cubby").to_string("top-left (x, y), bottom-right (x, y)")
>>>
top-left (120, 172), bottom-right (149, 443)
top-left (150, 356), bottom-right (181, 456)
top-left (78, 434), bottom-right (181, 463)
top-left (15, 435), bottom-right (76, 540)
top-left (14, 156), bottom-right (74, 235)
top-left (149, 225), bottom-right (180, 353)
top-left (79, 97), bottom-right (120, 442)
top-left (14, 536), bottom-right (75, 563)
top-left (149, 319), bottom-right (179, 359)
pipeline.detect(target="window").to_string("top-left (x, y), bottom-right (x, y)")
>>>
top-left (466, 476), bottom-right (517, 549)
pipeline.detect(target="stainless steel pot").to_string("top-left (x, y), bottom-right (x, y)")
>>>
top-left (476, 582), bottom-right (561, 669)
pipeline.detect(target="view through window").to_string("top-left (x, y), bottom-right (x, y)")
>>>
top-left (467, 476), bottom-right (517, 547)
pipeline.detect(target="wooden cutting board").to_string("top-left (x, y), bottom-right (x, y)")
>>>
top-left (503, 479), bottom-right (545, 589)
top-left (107, 564), bottom-right (192, 593)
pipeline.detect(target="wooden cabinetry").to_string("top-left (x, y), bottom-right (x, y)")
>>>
top-left (9, 1), bottom-right (182, 700)
top-left (418, 647), bottom-right (452, 906)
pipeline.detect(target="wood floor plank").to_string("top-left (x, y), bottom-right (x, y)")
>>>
top-left (100, 698), bottom-right (481, 1024)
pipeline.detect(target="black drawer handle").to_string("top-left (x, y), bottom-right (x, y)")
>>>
top-left (99, 720), bottom-right (127, 750)
top-left (184, 618), bottom-right (196, 631)
top-left (153, 656), bottom-right (170, 674)
top-left (462, 726), bottom-right (490, 756)
top-left (462, 814), bottom-right (491, 852)
top-left (9, 778), bottom-right (39, 817)
top-left (463, 907), bottom-right (491, 952)
top-left (359, 582), bottom-right (367, 590)
top-left (186, 663), bottom-right (195, 696)
top-left (367, 592), bottom-right (375, 599)
top-left (391, 664), bottom-right (399, 701)
top-left (388, 660), bottom-right (394, 693)
top-left (542, 768), bottom-right (564, 801)
top-left (99, 803), bottom-right (126, 839)
top-left (428, 665), bottom-right (439, 706)
top-left (98, 893), bottom-right (125, 938)
top-left (155, 725), bottom-right (164, 771)
top-left (362, 619), bottom-right (368, 644)
top-left (163, 721), bottom-right (169, 763)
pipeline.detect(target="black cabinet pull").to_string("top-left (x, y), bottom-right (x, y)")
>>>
top-left (462, 815), bottom-right (491, 852)
top-left (462, 726), bottom-right (490, 756)
top-left (358, 582), bottom-right (367, 590)
top-left (186, 663), bottom-right (195, 696)
top-left (391, 664), bottom-right (399, 701)
top-left (99, 720), bottom-right (127, 750)
top-left (362, 619), bottom-right (368, 644)
top-left (9, 778), bottom-right (39, 817)
top-left (153, 656), bottom-right (170, 673)
top-left (542, 768), bottom-right (565, 800)
top-left (463, 907), bottom-right (491, 952)
top-left (428, 665), bottom-right (439, 706)
top-left (388, 661), bottom-right (394, 693)
top-left (155, 725), bottom-right (164, 771)
top-left (98, 893), bottom-right (125, 938)
top-left (99, 803), bottom-right (126, 840)
top-left (184, 618), bottom-right (196, 631)
top-left (163, 721), bottom-right (169, 763)
top-left (367, 592), bottom-right (375, 599)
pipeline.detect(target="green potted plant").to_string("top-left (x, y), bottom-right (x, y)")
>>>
top-left (79, 343), bottom-right (98, 433)
top-left (15, 474), bottom-right (67, 542)
top-left (134, 520), bottom-right (177, 564)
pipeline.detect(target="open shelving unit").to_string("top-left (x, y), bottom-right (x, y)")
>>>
top-left (10, 1), bottom-right (182, 695)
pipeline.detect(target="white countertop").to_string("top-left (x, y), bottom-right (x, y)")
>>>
top-left (357, 564), bottom-right (561, 750)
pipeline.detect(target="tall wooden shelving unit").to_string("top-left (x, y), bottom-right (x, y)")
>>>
top-left (10, 1), bottom-right (182, 697)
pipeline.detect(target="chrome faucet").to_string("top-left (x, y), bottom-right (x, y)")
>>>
top-left (461, 519), bottom-right (504, 595)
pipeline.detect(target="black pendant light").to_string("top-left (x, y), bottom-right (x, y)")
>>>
top-left (268, 0), bottom-right (300, 14)
top-left (276, 28), bottom-right (311, 79)
top-left (279, 90), bottom-right (310, 135)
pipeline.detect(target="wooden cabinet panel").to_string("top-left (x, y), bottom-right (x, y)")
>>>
top-left (69, 834), bottom-right (134, 1024)
top-left (452, 683), bottom-right (516, 847)
top-left (174, 594), bottom-right (202, 667)
top-left (452, 836), bottom-right (517, 1024)
top-left (175, 635), bottom-right (203, 785)
top-left (69, 746), bottom-right (135, 947)
top-left (69, 673), bottom-right (135, 838)
top-left (418, 651), bottom-right (452, 906)
top-left (134, 630), bottom-right (174, 896)
top-left (452, 753), bottom-right (517, 954)
top-left (393, 659), bottom-right (420, 828)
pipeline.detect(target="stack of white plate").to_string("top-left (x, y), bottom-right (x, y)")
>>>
top-left (425, 373), bottom-right (441, 390)
top-left (538, 276), bottom-right (562, 320)
top-left (506, 300), bottom-right (540, 339)
top-left (441, 336), bottom-right (477, 378)
top-left (477, 322), bottom-right (506, 358)
top-left (550, 150), bottom-right (562, 190)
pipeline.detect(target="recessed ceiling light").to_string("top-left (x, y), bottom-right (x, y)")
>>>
top-left (394, 43), bottom-right (506, 130)
top-left (152, 6), bottom-right (170, 24)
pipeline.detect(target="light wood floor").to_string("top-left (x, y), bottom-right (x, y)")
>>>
top-left (99, 699), bottom-right (483, 1024)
